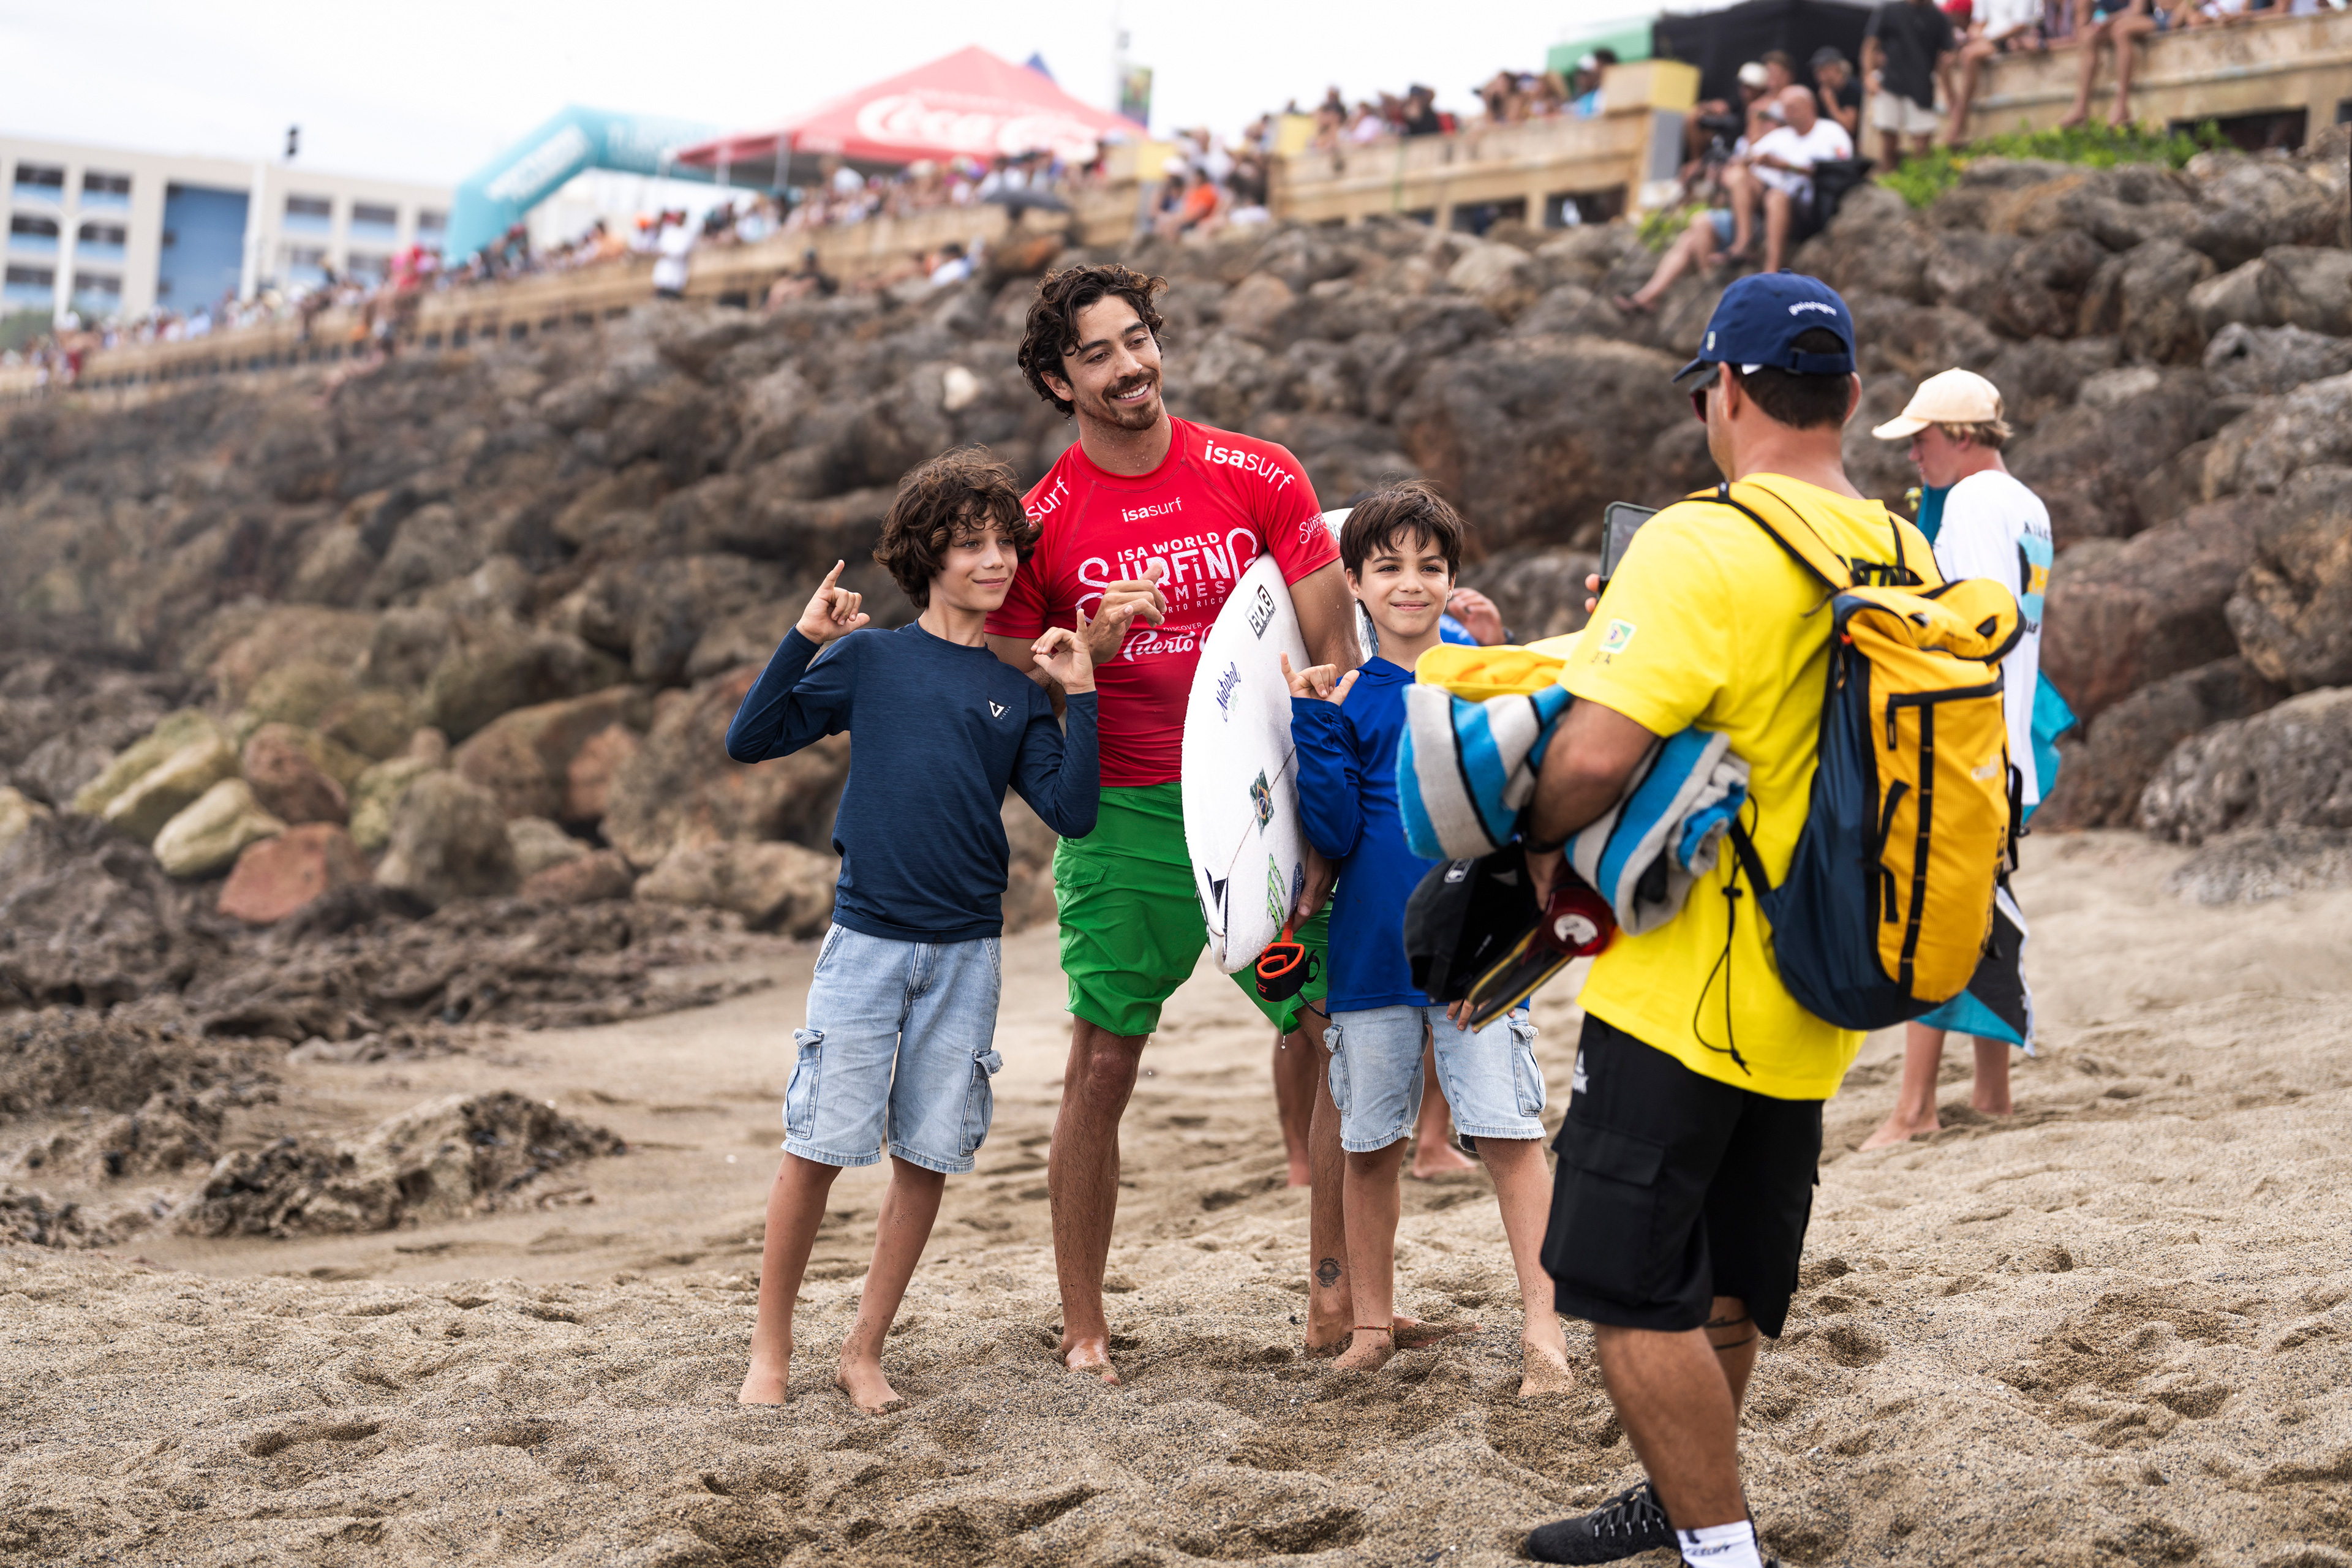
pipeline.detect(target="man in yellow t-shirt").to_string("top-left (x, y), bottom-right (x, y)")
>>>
top-left (1520, 274), bottom-right (1937, 1568)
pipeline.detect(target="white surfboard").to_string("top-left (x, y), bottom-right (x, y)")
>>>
top-left (1182, 552), bottom-right (1313, 973)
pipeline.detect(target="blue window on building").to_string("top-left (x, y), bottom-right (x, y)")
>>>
top-left (283, 244), bottom-right (329, 289)
top-left (9, 214), bottom-right (60, 254)
top-left (81, 170), bottom-right (132, 208)
top-left (350, 201), bottom-right (399, 244)
top-left (11, 164), bottom-right (65, 202)
top-left (70, 270), bottom-right (123, 314)
top-left (4, 262), bottom-right (55, 309)
top-left (284, 194), bottom-right (333, 234)
top-left (76, 221), bottom-right (127, 264)
top-left (158, 183), bottom-right (248, 308)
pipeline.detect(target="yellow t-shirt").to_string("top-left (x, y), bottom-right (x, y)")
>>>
top-left (1561, 477), bottom-right (1941, 1101)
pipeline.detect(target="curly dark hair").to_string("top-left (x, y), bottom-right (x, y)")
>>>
top-left (871, 447), bottom-right (1039, 609)
top-left (1016, 263), bottom-right (1167, 417)
top-left (1338, 480), bottom-right (1466, 578)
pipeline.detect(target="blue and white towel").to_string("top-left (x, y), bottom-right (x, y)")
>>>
top-left (1398, 682), bottom-right (1749, 935)
top-left (1562, 728), bottom-right (1751, 936)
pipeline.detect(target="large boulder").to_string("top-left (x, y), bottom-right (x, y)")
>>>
top-left (450, 686), bottom-right (650, 822)
top-left (2187, 258), bottom-right (2275, 340)
top-left (2008, 369), bottom-right (2209, 545)
top-left (2139, 686), bottom-right (2352, 844)
top-left (99, 729), bottom-right (243, 846)
top-left (198, 606), bottom-right (375, 710)
top-left (2253, 247), bottom-right (2352, 337)
top-left (217, 824), bottom-right (370, 925)
top-left (2036, 657), bottom-right (2283, 830)
top-left (2076, 239), bottom-right (2214, 365)
top-left (505, 815), bottom-right (589, 878)
top-left (2202, 322), bottom-right (2352, 398)
top-left (519, 848), bottom-right (636, 906)
top-left (152, 779), bottom-right (287, 880)
top-left (1395, 335), bottom-right (1709, 551)
top-left (633, 840), bottom-right (836, 936)
top-left (571, 556), bottom-right (796, 687)
top-left (315, 688), bottom-right (420, 761)
top-left (240, 723), bottom-right (349, 825)
top-left (373, 772), bottom-right (518, 907)
top-left (70, 709), bottom-right (228, 818)
top-left (238, 658), bottom-right (355, 733)
top-left (1989, 229), bottom-right (2107, 341)
top-left (601, 666), bottom-right (851, 869)
top-left (418, 618), bottom-right (626, 742)
top-left (563, 722), bottom-right (641, 825)
top-left (2225, 466), bottom-right (2352, 692)
top-left (2201, 372), bottom-right (2352, 498)
top-left (346, 755), bottom-right (440, 853)
top-left (2181, 155), bottom-right (2346, 270)
top-left (1446, 242), bottom-right (1542, 323)
top-left (2039, 499), bottom-right (2260, 722)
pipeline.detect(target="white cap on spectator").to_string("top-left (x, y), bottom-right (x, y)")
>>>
top-left (1872, 368), bottom-right (2005, 440)
top-left (1738, 61), bottom-right (1771, 89)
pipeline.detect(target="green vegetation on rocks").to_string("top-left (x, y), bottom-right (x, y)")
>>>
top-left (1882, 121), bottom-right (2227, 208)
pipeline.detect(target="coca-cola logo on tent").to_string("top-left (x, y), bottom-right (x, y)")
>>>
top-left (853, 93), bottom-right (1104, 159)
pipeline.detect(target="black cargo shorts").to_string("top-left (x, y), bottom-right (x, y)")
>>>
top-left (1539, 1012), bottom-right (1823, 1338)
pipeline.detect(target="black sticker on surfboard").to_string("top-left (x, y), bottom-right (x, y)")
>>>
top-left (1247, 584), bottom-right (1276, 638)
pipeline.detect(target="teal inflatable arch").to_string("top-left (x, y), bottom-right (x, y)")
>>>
top-left (447, 107), bottom-right (728, 262)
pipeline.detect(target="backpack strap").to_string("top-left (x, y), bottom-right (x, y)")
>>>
top-left (1708, 482), bottom-right (1855, 593)
top-left (1709, 481), bottom-right (1925, 590)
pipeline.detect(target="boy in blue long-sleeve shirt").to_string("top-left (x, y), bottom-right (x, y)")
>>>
top-left (1286, 481), bottom-right (1572, 1396)
top-left (729, 448), bottom-right (1099, 1412)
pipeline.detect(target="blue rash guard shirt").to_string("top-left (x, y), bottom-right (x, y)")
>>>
top-left (725, 623), bottom-right (1099, 944)
top-left (1291, 657), bottom-right (1436, 1012)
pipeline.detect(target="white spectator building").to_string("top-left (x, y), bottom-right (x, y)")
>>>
top-left (1, 133), bottom-right (451, 322)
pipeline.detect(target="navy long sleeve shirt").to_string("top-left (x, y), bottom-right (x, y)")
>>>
top-left (725, 624), bottom-right (1099, 944)
top-left (1291, 658), bottom-right (1433, 1012)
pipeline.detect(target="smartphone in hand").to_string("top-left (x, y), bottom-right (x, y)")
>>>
top-left (1597, 502), bottom-right (1658, 595)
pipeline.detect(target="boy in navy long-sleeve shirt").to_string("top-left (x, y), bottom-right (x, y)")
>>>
top-left (1286, 481), bottom-right (1572, 1396)
top-left (731, 448), bottom-right (1098, 1412)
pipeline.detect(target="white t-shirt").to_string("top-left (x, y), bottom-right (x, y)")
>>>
top-left (652, 223), bottom-right (694, 292)
top-left (1981, 0), bottom-right (2042, 37)
top-left (1934, 469), bottom-right (2053, 806)
top-left (1749, 119), bottom-right (1853, 205)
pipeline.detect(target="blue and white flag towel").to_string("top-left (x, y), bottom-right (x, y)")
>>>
top-left (1399, 683), bottom-right (1750, 935)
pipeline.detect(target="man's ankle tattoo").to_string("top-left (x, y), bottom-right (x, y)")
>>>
top-left (1315, 1257), bottom-right (1343, 1289)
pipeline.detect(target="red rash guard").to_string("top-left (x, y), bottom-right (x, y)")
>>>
top-left (987, 417), bottom-right (1335, 787)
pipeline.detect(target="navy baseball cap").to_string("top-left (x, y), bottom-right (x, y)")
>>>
top-left (1673, 272), bottom-right (1858, 383)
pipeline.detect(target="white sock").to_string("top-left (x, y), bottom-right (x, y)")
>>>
top-left (1678, 1520), bottom-right (1763, 1568)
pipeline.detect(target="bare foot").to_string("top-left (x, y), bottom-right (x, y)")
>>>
top-left (2105, 108), bottom-right (2137, 130)
top-left (2055, 107), bottom-right (2090, 129)
top-left (1972, 1096), bottom-right (2014, 1118)
top-left (1285, 1152), bottom-right (1311, 1189)
top-left (1058, 1330), bottom-right (1121, 1385)
top-left (1860, 1111), bottom-right (1937, 1150)
top-left (1333, 1328), bottom-right (1395, 1372)
top-left (737, 1344), bottom-right (790, 1405)
top-left (1409, 1138), bottom-right (1477, 1180)
top-left (1611, 293), bottom-right (1655, 315)
top-left (834, 1352), bottom-right (905, 1414)
top-left (1306, 1312), bottom-right (1476, 1357)
top-left (1518, 1340), bottom-right (1577, 1398)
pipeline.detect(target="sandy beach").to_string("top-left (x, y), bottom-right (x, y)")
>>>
top-left (4, 828), bottom-right (2350, 1567)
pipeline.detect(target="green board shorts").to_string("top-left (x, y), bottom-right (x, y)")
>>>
top-left (1055, 782), bottom-right (1331, 1039)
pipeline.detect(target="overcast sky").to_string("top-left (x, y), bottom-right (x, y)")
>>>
top-left (3, 0), bottom-right (1672, 187)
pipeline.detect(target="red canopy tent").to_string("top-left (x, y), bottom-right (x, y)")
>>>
top-left (676, 46), bottom-right (1136, 178)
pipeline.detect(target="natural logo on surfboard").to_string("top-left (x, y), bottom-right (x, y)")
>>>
top-left (1247, 584), bottom-right (1276, 638)
top-left (1214, 662), bottom-right (1240, 718)
top-left (1250, 770), bottom-right (1273, 831)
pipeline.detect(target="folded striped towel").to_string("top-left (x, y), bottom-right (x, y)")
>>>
top-left (1563, 727), bottom-right (1750, 936)
top-left (1398, 647), bottom-right (1750, 936)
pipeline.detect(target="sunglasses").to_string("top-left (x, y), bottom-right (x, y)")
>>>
top-left (1687, 364), bottom-right (1722, 422)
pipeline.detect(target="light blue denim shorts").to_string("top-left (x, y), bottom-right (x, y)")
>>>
top-left (1324, 1004), bottom-right (1545, 1154)
top-left (782, 924), bottom-right (1003, 1176)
